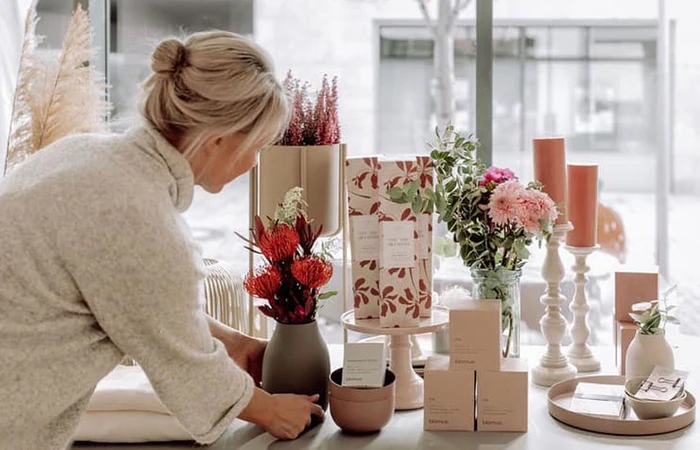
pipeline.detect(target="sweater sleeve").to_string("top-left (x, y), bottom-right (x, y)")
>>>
top-left (61, 200), bottom-right (254, 444)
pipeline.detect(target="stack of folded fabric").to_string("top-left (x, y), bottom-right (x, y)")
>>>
top-left (74, 365), bottom-right (193, 443)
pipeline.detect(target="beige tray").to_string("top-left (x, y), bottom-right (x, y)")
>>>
top-left (548, 375), bottom-right (696, 436)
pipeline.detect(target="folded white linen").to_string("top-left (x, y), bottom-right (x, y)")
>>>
top-left (74, 411), bottom-right (192, 443)
top-left (73, 364), bottom-right (193, 442)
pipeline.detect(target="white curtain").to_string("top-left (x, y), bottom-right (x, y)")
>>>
top-left (0, 0), bottom-right (33, 179)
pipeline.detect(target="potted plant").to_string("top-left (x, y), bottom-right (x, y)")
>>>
top-left (626, 286), bottom-right (679, 380)
top-left (258, 72), bottom-right (342, 237)
top-left (389, 126), bottom-right (558, 358)
top-left (240, 187), bottom-right (337, 410)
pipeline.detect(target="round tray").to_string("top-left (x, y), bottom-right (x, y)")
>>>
top-left (548, 375), bottom-right (696, 436)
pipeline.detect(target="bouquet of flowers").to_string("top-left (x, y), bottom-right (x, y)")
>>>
top-left (240, 188), bottom-right (337, 324)
top-left (391, 125), bottom-right (558, 272)
top-left (391, 126), bottom-right (559, 357)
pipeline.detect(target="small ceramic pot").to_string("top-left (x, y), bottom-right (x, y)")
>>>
top-left (625, 331), bottom-right (674, 381)
top-left (625, 377), bottom-right (685, 420)
top-left (329, 368), bottom-right (396, 433)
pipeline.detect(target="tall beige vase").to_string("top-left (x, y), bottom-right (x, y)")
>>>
top-left (258, 144), bottom-right (341, 237)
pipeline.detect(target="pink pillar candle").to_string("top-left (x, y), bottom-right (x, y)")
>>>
top-left (566, 163), bottom-right (599, 247)
top-left (533, 138), bottom-right (568, 224)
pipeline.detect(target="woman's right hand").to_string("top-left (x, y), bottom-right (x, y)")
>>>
top-left (239, 388), bottom-right (325, 440)
top-left (264, 393), bottom-right (325, 439)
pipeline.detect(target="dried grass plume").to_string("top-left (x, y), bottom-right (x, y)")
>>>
top-left (5, 3), bottom-right (111, 174)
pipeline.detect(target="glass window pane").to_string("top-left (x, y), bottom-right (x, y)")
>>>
top-left (109, 0), bottom-right (254, 275)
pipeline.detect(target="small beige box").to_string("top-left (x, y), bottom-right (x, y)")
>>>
top-left (423, 356), bottom-right (475, 431)
top-left (614, 267), bottom-right (658, 323)
top-left (476, 358), bottom-right (529, 432)
top-left (449, 300), bottom-right (501, 372)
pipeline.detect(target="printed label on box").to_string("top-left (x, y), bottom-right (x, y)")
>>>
top-left (351, 216), bottom-right (379, 262)
top-left (380, 221), bottom-right (415, 268)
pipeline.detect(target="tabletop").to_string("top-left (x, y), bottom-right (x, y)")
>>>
top-left (71, 332), bottom-right (699, 450)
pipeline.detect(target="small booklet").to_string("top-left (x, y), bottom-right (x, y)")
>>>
top-left (342, 343), bottom-right (387, 388)
top-left (570, 382), bottom-right (625, 418)
top-left (634, 366), bottom-right (689, 402)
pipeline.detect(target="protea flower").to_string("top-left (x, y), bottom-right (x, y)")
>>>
top-left (291, 256), bottom-right (333, 289)
top-left (243, 265), bottom-right (281, 301)
top-left (257, 223), bottom-right (300, 262)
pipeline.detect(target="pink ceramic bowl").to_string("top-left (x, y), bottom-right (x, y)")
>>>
top-left (329, 368), bottom-right (396, 433)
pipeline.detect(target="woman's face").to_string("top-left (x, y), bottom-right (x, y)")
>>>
top-left (193, 133), bottom-right (260, 193)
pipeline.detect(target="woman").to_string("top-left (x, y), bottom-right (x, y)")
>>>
top-left (0, 31), bottom-right (323, 449)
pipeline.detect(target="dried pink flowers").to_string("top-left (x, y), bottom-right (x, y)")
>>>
top-left (280, 71), bottom-right (340, 146)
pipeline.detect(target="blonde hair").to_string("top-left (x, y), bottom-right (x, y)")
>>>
top-left (141, 31), bottom-right (289, 165)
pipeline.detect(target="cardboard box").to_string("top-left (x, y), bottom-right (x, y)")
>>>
top-left (377, 158), bottom-right (420, 328)
top-left (449, 300), bottom-right (501, 371)
top-left (616, 321), bottom-right (637, 376)
top-left (614, 267), bottom-right (659, 323)
top-left (476, 358), bottom-right (529, 432)
top-left (416, 156), bottom-right (434, 318)
top-left (424, 356), bottom-right (475, 431)
top-left (346, 157), bottom-right (381, 319)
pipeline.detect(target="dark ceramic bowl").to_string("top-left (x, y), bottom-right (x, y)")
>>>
top-left (329, 368), bottom-right (396, 433)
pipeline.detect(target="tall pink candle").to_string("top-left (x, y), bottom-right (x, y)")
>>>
top-left (566, 163), bottom-right (599, 247)
top-left (533, 137), bottom-right (568, 224)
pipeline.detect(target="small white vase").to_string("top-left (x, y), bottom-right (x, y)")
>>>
top-left (625, 331), bottom-right (674, 381)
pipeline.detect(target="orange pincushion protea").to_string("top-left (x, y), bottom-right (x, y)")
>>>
top-left (257, 223), bottom-right (300, 262)
top-left (291, 257), bottom-right (333, 289)
top-left (243, 265), bottom-right (281, 301)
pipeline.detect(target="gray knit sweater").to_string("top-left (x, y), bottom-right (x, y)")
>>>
top-left (0, 126), bottom-right (254, 449)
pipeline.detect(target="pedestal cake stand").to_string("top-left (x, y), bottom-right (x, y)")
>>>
top-left (340, 307), bottom-right (448, 410)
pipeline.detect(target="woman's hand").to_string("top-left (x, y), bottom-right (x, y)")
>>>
top-left (240, 388), bottom-right (325, 440)
top-left (225, 334), bottom-right (267, 386)
top-left (206, 315), bottom-right (267, 385)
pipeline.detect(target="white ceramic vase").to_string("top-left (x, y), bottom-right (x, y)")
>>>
top-left (625, 331), bottom-right (674, 381)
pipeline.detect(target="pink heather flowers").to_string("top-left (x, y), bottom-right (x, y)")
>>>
top-left (480, 166), bottom-right (516, 186)
top-left (280, 71), bottom-right (340, 146)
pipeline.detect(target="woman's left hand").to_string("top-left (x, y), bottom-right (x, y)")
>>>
top-left (224, 334), bottom-right (267, 386)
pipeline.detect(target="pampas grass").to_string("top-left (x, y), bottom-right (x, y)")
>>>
top-left (5, 3), bottom-right (111, 174)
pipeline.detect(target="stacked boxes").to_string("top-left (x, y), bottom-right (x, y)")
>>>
top-left (424, 299), bottom-right (529, 432)
top-left (416, 156), bottom-right (434, 318)
top-left (346, 155), bottom-right (435, 327)
top-left (345, 157), bottom-right (381, 319)
top-left (377, 159), bottom-right (420, 327)
top-left (613, 267), bottom-right (658, 375)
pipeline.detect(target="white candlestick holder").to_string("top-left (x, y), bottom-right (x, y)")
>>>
top-left (565, 244), bottom-right (601, 372)
top-left (532, 222), bottom-right (577, 387)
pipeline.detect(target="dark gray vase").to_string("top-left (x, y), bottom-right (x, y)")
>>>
top-left (262, 321), bottom-right (330, 411)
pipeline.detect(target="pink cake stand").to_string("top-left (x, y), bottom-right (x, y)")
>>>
top-left (340, 307), bottom-right (449, 410)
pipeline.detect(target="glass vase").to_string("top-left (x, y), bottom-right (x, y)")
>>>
top-left (470, 268), bottom-right (522, 358)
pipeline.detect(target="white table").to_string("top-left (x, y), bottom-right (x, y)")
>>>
top-left (72, 333), bottom-right (698, 450)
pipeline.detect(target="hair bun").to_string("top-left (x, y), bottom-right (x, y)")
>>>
top-left (151, 39), bottom-right (188, 76)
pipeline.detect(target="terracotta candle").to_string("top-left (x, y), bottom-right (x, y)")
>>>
top-left (566, 163), bottom-right (598, 247)
top-left (533, 137), bottom-right (568, 224)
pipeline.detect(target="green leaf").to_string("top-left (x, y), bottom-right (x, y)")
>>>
top-left (387, 187), bottom-right (406, 202)
top-left (628, 313), bottom-right (644, 323)
top-left (318, 291), bottom-right (338, 300)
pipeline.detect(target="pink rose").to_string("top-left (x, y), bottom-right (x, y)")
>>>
top-left (480, 166), bottom-right (517, 187)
